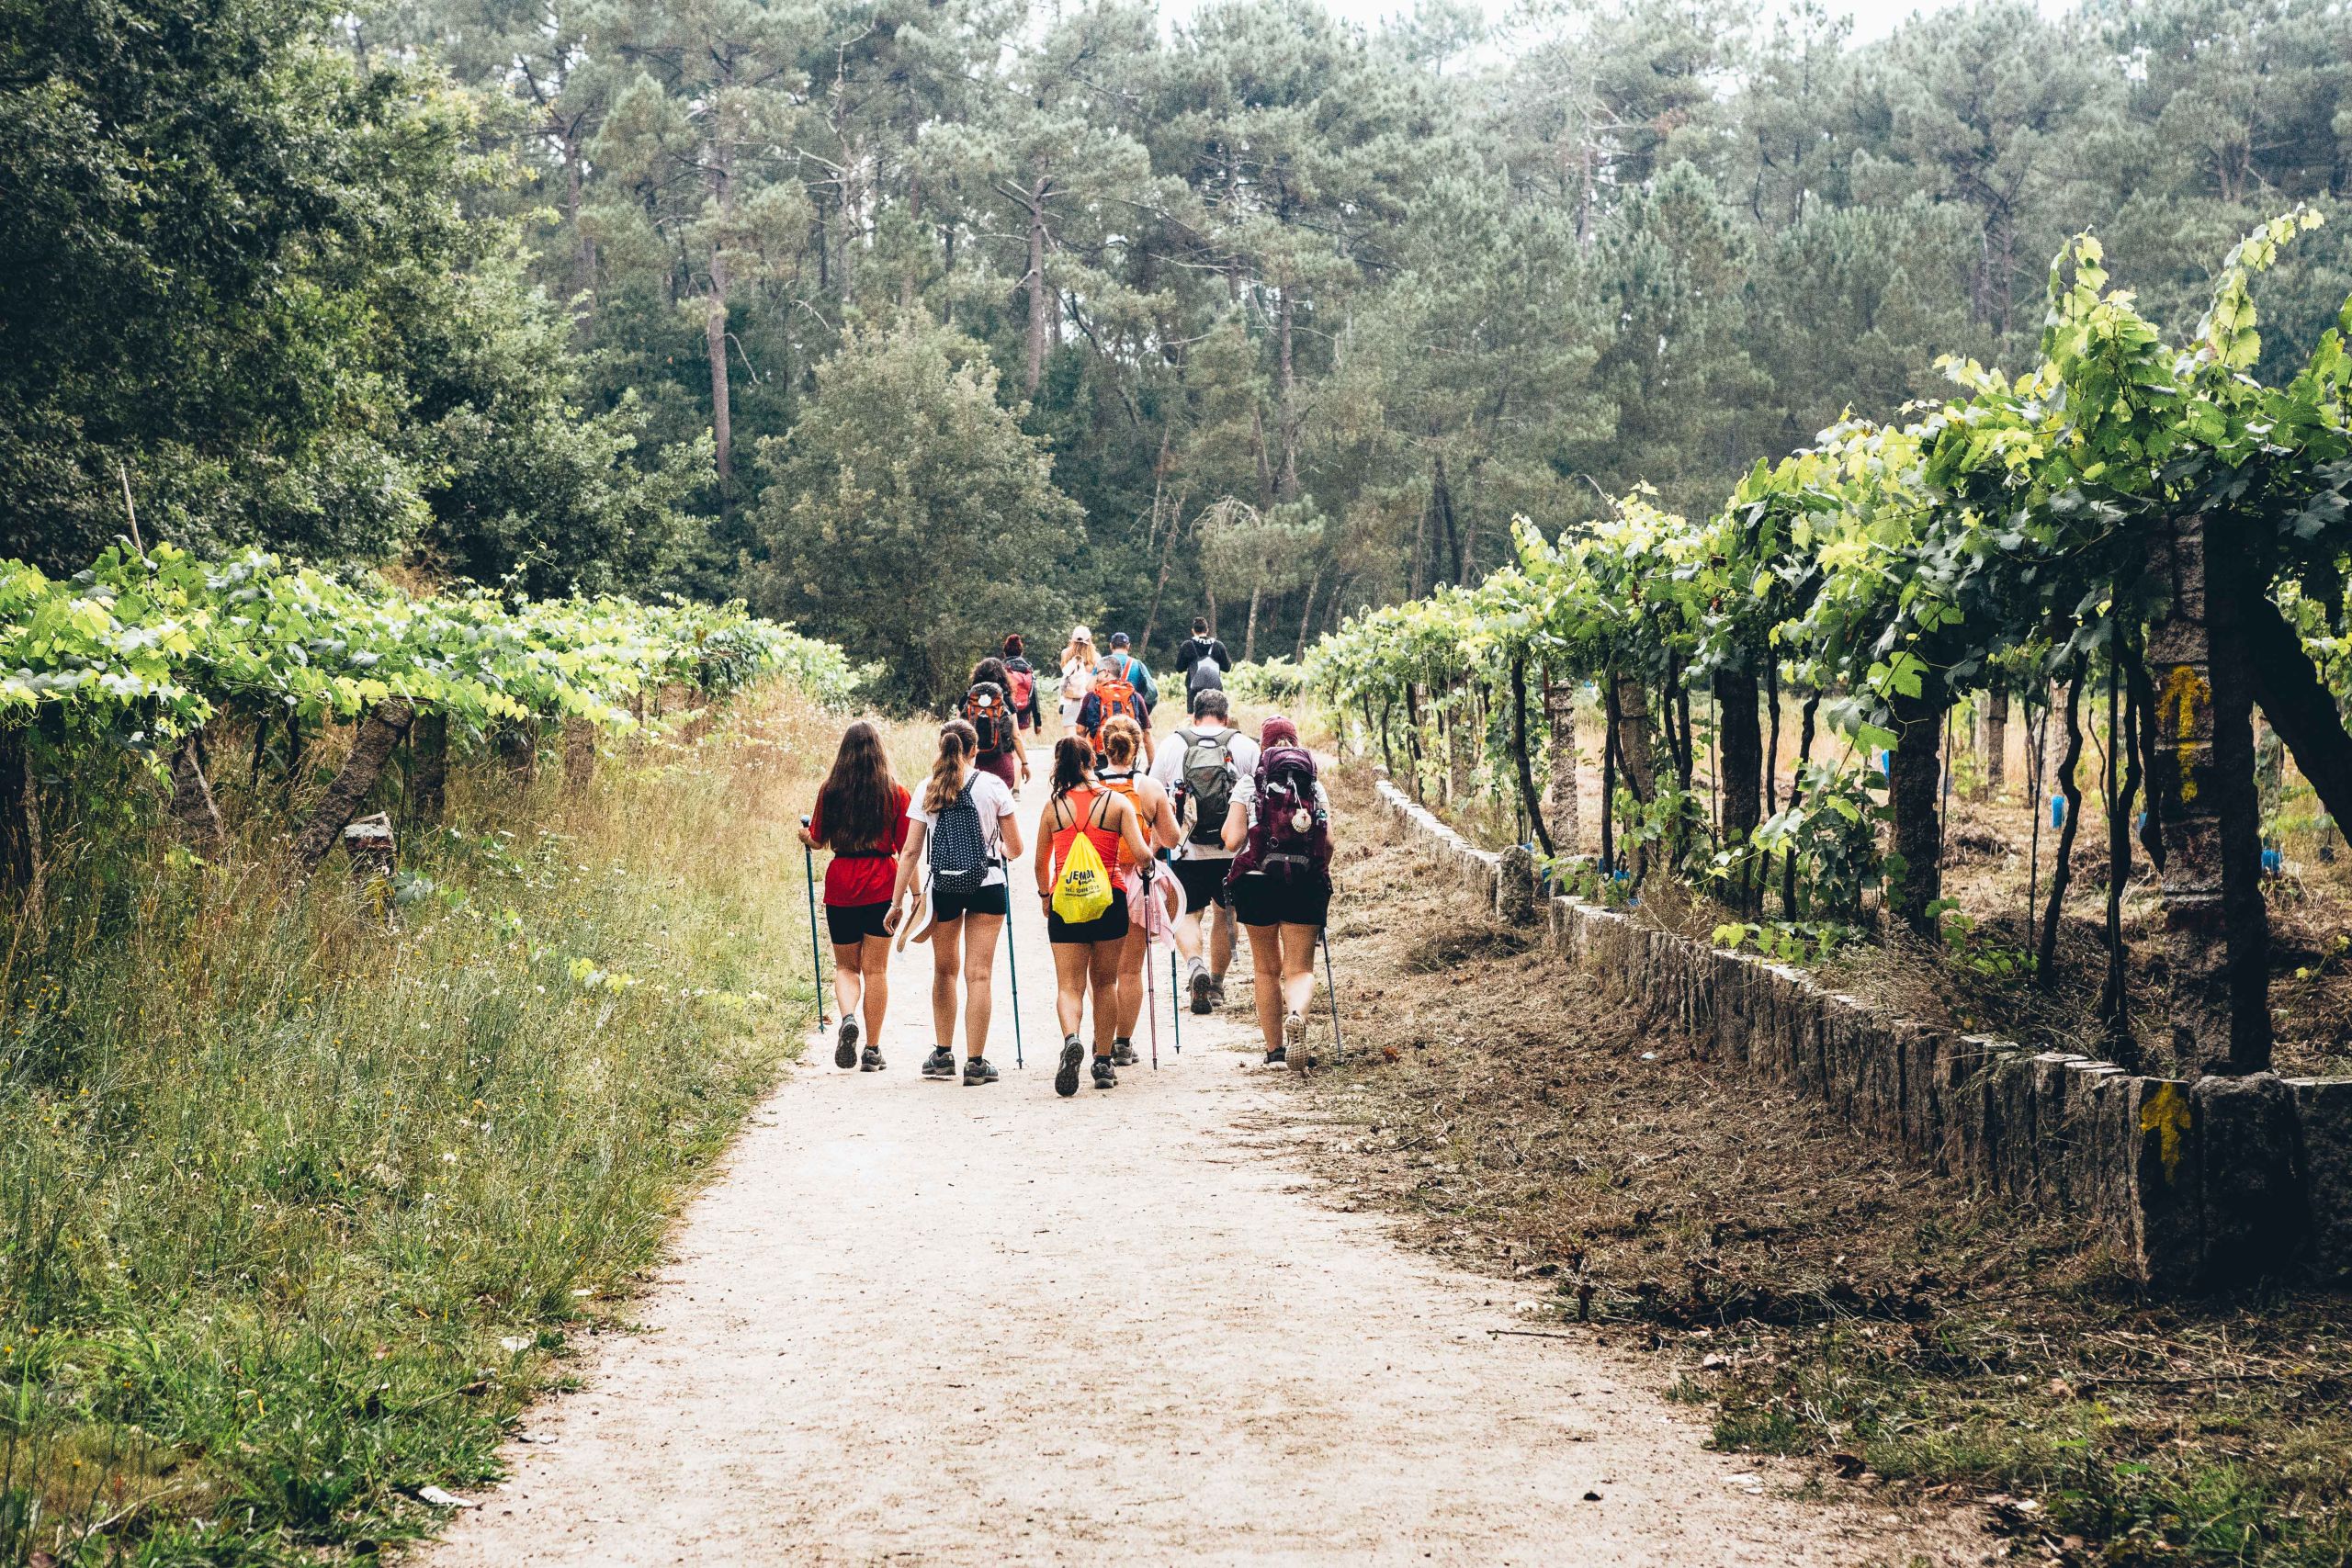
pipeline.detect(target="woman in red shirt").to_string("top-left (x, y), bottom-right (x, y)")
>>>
top-left (801, 720), bottom-right (910, 1073)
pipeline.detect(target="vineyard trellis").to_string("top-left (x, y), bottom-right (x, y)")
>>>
top-left (1310, 214), bottom-right (2352, 1076)
top-left (1, 543), bottom-right (856, 890)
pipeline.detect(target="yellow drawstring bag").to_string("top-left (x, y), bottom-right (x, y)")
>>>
top-left (1051, 809), bottom-right (1114, 923)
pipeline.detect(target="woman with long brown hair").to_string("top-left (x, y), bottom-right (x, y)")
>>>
top-left (1034, 735), bottom-right (1154, 1096)
top-left (888, 718), bottom-right (1024, 1085)
top-left (800, 720), bottom-right (910, 1073)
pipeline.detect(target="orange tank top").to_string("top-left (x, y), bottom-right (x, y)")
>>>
top-left (1051, 787), bottom-right (1128, 891)
top-left (1097, 768), bottom-right (1144, 871)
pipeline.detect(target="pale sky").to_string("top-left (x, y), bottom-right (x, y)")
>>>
top-left (1160, 0), bottom-right (2036, 49)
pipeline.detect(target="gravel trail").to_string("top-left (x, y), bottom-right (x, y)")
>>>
top-left (426, 756), bottom-right (1973, 1566)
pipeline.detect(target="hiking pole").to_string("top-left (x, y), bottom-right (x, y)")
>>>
top-left (1319, 928), bottom-right (1343, 1064)
top-left (798, 817), bottom-right (829, 1030)
top-left (1003, 884), bottom-right (1024, 1069)
top-left (1170, 949), bottom-right (1182, 1055)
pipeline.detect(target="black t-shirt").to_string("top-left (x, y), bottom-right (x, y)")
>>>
top-left (1177, 637), bottom-right (1231, 685)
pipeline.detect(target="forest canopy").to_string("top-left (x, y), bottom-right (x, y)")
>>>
top-left (6, 0), bottom-right (2351, 697)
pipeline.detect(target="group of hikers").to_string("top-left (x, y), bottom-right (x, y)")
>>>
top-left (797, 618), bottom-right (1334, 1096)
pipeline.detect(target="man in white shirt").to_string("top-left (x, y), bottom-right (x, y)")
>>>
top-left (1148, 689), bottom-right (1259, 1012)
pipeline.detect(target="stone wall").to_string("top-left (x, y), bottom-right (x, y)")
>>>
top-left (1369, 774), bottom-right (2351, 1292)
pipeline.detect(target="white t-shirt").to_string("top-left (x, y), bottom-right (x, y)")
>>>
top-left (906, 769), bottom-right (1018, 886)
top-left (1149, 725), bottom-right (1261, 862)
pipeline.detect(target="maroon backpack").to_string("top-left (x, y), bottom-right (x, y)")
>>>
top-left (1231, 745), bottom-right (1332, 882)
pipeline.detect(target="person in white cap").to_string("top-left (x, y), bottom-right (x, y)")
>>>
top-left (1057, 626), bottom-right (1096, 737)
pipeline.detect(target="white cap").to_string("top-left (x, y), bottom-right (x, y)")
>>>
top-left (1072, 625), bottom-right (1092, 642)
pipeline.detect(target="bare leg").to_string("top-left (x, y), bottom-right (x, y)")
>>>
top-left (1209, 898), bottom-right (1237, 981)
top-left (960, 912), bottom-right (1003, 1057)
top-left (1087, 940), bottom-right (1124, 1055)
top-left (1243, 921), bottom-right (1283, 1054)
top-left (1173, 908), bottom-right (1204, 964)
top-left (1051, 938), bottom-right (1091, 1039)
top-left (857, 933), bottom-right (891, 1045)
top-left (1113, 924), bottom-right (1148, 1039)
top-left (1278, 922), bottom-right (1319, 1021)
top-left (831, 942), bottom-right (865, 1023)
top-left (929, 918), bottom-right (964, 1050)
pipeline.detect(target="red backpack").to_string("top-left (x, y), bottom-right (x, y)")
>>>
top-left (1006, 664), bottom-right (1036, 715)
top-left (1092, 660), bottom-right (1140, 729)
top-left (963, 682), bottom-right (1012, 758)
top-left (1232, 745), bottom-right (1332, 882)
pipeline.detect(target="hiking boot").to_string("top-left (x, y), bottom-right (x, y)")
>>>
top-left (963, 1055), bottom-right (1000, 1086)
top-left (1111, 1037), bottom-right (1139, 1067)
top-left (1091, 1055), bottom-right (1118, 1090)
top-left (833, 1017), bottom-right (859, 1070)
top-left (860, 1044), bottom-right (886, 1073)
top-left (1263, 1044), bottom-right (1287, 1066)
top-left (1189, 966), bottom-right (1214, 1016)
top-left (1054, 1035), bottom-right (1085, 1098)
top-left (921, 1046), bottom-right (956, 1080)
top-left (1283, 1011), bottom-right (1308, 1074)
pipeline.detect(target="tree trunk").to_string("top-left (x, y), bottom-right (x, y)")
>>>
top-left (168, 728), bottom-right (225, 853)
top-left (563, 718), bottom-right (596, 791)
top-left (413, 707), bottom-right (448, 825)
top-left (1023, 175), bottom-right (1051, 394)
top-left (1886, 675), bottom-right (1951, 933)
top-left (1204, 583), bottom-right (1218, 640)
top-left (2244, 590), bottom-right (2352, 842)
top-left (566, 130), bottom-right (594, 329)
top-left (0, 725), bottom-right (39, 895)
top-left (496, 721), bottom-right (539, 785)
top-left (1510, 658), bottom-right (1554, 858)
top-left (1713, 664), bottom-right (1762, 909)
top-left (1275, 286), bottom-right (1300, 502)
top-left (2128, 658), bottom-right (2165, 872)
top-left (705, 270), bottom-right (732, 494)
top-left (2035, 676), bottom-right (2086, 987)
top-left (2098, 666), bottom-right (2143, 1066)
top-left (1611, 673), bottom-right (1656, 803)
top-left (2143, 512), bottom-right (2272, 1072)
top-left (1293, 565), bottom-right (1321, 663)
top-left (294, 699), bottom-right (414, 875)
top-left (1241, 584), bottom-right (1262, 664)
top-left (1782, 693), bottom-right (1818, 919)
top-left (1404, 682), bottom-right (1426, 802)
top-left (1600, 676), bottom-right (1620, 874)
top-left (1544, 671), bottom-right (1580, 856)
top-left (1980, 686), bottom-right (2009, 799)
top-left (1431, 454), bottom-right (1464, 586)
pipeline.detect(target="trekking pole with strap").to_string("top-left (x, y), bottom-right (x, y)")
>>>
top-left (1320, 927), bottom-right (1342, 1063)
top-left (1003, 871), bottom-right (1024, 1070)
top-left (1170, 949), bottom-right (1182, 1054)
top-left (797, 817), bottom-right (829, 1030)
top-left (1142, 865), bottom-right (1160, 1070)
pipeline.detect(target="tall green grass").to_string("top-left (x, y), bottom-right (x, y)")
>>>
top-left (0, 688), bottom-right (872, 1563)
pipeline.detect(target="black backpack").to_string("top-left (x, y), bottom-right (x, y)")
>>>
top-left (1187, 657), bottom-right (1224, 699)
top-left (928, 779), bottom-right (994, 895)
top-left (1178, 727), bottom-right (1238, 846)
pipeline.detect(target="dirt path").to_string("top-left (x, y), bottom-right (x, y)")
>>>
top-left (427, 754), bottom-right (1974, 1566)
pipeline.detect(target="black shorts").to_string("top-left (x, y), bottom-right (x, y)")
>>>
top-left (1047, 896), bottom-right (1131, 945)
top-left (1231, 872), bottom-right (1330, 930)
top-left (1172, 856), bottom-right (1234, 913)
top-left (933, 882), bottom-right (1010, 923)
top-left (825, 900), bottom-right (891, 945)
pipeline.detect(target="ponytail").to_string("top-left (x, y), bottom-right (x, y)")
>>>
top-left (924, 719), bottom-right (979, 814)
top-left (1049, 735), bottom-right (1094, 800)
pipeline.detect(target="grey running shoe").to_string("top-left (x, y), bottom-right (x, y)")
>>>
top-left (1263, 1044), bottom-right (1287, 1066)
top-left (833, 1017), bottom-right (859, 1069)
top-left (921, 1046), bottom-right (956, 1080)
top-left (1111, 1037), bottom-right (1139, 1067)
top-left (1283, 1010), bottom-right (1308, 1073)
top-left (1054, 1035), bottom-right (1085, 1098)
top-left (860, 1044), bottom-right (885, 1072)
top-left (1189, 967), bottom-right (1214, 1016)
top-left (1091, 1055), bottom-right (1118, 1090)
top-left (963, 1055), bottom-right (1000, 1086)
